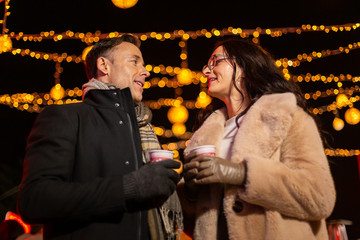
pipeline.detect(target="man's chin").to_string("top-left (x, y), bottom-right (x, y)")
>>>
top-left (132, 95), bottom-right (143, 103)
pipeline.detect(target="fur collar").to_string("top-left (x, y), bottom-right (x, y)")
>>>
top-left (185, 93), bottom-right (298, 161)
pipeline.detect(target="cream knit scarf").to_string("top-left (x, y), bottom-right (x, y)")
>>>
top-left (82, 79), bottom-right (183, 240)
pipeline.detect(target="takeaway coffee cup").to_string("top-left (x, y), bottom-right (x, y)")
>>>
top-left (149, 150), bottom-right (183, 174)
top-left (149, 150), bottom-right (174, 162)
top-left (190, 145), bottom-right (216, 156)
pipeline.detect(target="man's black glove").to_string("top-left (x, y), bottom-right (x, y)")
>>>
top-left (123, 159), bottom-right (181, 211)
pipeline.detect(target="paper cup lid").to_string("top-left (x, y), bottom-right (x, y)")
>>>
top-left (149, 150), bottom-right (174, 158)
top-left (190, 145), bottom-right (216, 154)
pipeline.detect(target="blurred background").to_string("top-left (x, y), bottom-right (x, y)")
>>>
top-left (0, 0), bottom-right (359, 239)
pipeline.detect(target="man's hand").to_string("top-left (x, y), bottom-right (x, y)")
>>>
top-left (123, 160), bottom-right (181, 210)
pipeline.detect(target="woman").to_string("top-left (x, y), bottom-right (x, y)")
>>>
top-left (179, 39), bottom-right (336, 240)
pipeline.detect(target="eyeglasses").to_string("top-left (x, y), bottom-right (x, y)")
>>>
top-left (202, 54), bottom-right (230, 72)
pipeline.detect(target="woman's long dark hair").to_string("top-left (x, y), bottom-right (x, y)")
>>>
top-left (194, 38), bottom-right (329, 146)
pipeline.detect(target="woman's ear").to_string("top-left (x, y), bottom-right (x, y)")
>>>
top-left (96, 57), bottom-right (109, 75)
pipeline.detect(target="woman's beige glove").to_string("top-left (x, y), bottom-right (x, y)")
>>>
top-left (184, 155), bottom-right (246, 186)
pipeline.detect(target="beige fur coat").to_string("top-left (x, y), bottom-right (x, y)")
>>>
top-left (180, 93), bottom-right (336, 240)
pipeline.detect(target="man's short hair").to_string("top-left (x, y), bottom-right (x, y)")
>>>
top-left (84, 34), bottom-right (141, 80)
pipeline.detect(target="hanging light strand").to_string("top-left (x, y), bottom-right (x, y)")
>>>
top-left (9, 48), bottom-right (82, 63)
top-left (292, 73), bottom-right (360, 83)
top-left (310, 96), bottom-right (360, 115)
top-left (7, 22), bottom-right (360, 43)
top-left (277, 41), bottom-right (360, 68)
top-left (303, 85), bottom-right (360, 101)
top-left (325, 148), bottom-right (360, 157)
top-left (1, 0), bottom-right (10, 35)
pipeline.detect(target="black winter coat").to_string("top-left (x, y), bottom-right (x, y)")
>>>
top-left (18, 88), bottom-right (149, 240)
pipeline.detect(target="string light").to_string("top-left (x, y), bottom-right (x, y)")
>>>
top-left (292, 73), bottom-right (360, 83)
top-left (1, 0), bottom-right (10, 34)
top-left (0, 0), bottom-right (359, 151)
top-left (310, 96), bottom-right (360, 115)
top-left (8, 23), bottom-right (360, 44)
top-left (303, 85), bottom-right (360, 100)
top-left (10, 48), bottom-right (82, 63)
top-left (277, 41), bottom-right (360, 68)
top-left (325, 148), bottom-right (360, 157)
top-left (0, 88), bottom-right (82, 112)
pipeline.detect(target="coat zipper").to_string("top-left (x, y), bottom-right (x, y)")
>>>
top-left (126, 113), bottom-right (142, 240)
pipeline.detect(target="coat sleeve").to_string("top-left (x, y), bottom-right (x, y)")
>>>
top-left (17, 106), bottom-right (127, 223)
top-left (240, 109), bottom-right (336, 221)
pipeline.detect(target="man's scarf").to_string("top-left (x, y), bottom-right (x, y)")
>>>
top-left (83, 79), bottom-right (184, 240)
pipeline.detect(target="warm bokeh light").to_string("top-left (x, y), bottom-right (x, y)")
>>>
top-left (195, 91), bottom-right (212, 108)
top-left (333, 117), bottom-right (345, 131)
top-left (82, 45), bottom-right (93, 61)
top-left (111, 0), bottom-right (138, 9)
top-left (0, 34), bottom-right (12, 53)
top-left (177, 68), bottom-right (193, 85)
top-left (50, 84), bottom-right (65, 100)
top-left (344, 107), bottom-right (360, 125)
top-left (167, 105), bottom-right (188, 124)
top-left (336, 93), bottom-right (348, 107)
top-left (172, 123), bottom-right (186, 136)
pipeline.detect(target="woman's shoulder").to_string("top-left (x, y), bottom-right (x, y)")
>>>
top-left (256, 93), bottom-right (297, 109)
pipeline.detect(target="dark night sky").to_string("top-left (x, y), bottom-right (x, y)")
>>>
top-left (0, 0), bottom-right (360, 238)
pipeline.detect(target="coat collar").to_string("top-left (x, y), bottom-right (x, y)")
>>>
top-left (83, 88), bottom-right (134, 111)
top-left (185, 93), bottom-right (298, 161)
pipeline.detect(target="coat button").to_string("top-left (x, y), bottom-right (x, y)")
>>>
top-left (115, 103), bottom-right (120, 107)
top-left (124, 161), bottom-right (130, 165)
top-left (232, 200), bottom-right (243, 213)
top-left (119, 120), bottom-right (123, 125)
top-left (113, 92), bottom-right (117, 96)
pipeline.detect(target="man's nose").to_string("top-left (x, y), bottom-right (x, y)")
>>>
top-left (141, 66), bottom-right (150, 78)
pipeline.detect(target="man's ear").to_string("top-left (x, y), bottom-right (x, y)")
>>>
top-left (97, 57), bottom-right (109, 75)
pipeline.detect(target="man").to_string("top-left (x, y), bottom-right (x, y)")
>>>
top-left (17, 35), bottom-right (182, 240)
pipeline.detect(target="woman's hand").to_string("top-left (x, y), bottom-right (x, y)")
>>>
top-left (184, 155), bottom-right (246, 186)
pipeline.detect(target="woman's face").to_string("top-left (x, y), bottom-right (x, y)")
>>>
top-left (203, 46), bottom-right (244, 102)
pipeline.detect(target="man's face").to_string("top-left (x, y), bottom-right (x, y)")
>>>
top-left (105, 42), bottom-right (150, 102)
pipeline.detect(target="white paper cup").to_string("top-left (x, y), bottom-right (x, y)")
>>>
top-left (149, 150), bottom-right (182, 173)
top-left (190, 145), bottom-right (216, 156)
top-left (149, 150), bottom-right (174, 162)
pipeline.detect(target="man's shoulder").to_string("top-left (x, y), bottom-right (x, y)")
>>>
top-left (39, 101), bottom-right (88, 117)
top-left (44, 101), bottom-right (85, 110)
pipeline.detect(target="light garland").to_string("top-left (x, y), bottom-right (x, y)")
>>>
top-left (310, 96), bottom-right (360, 115)
top-left (0, 89), bottom-right (82, 112)
top-left (10, 48), bottom-right (82, 63)
top-left (1, 0), bottom-right (359, 150)
top-left (325, 148), bottom-right (360, 157)
top-left (7, 23), bottom-right (360, 43)
top-left (5, 39), bottom-right (360, 69)
top-left (292, 73), bottom-right (360, 83)
top-left (3, 84), bottom-right (360, 113)
top-left (1, 0), bottom-right (10, 35)
top-left (303, 85), bottom-right (360, 101)
top-left (277, 41), bottom-right (360, 69)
